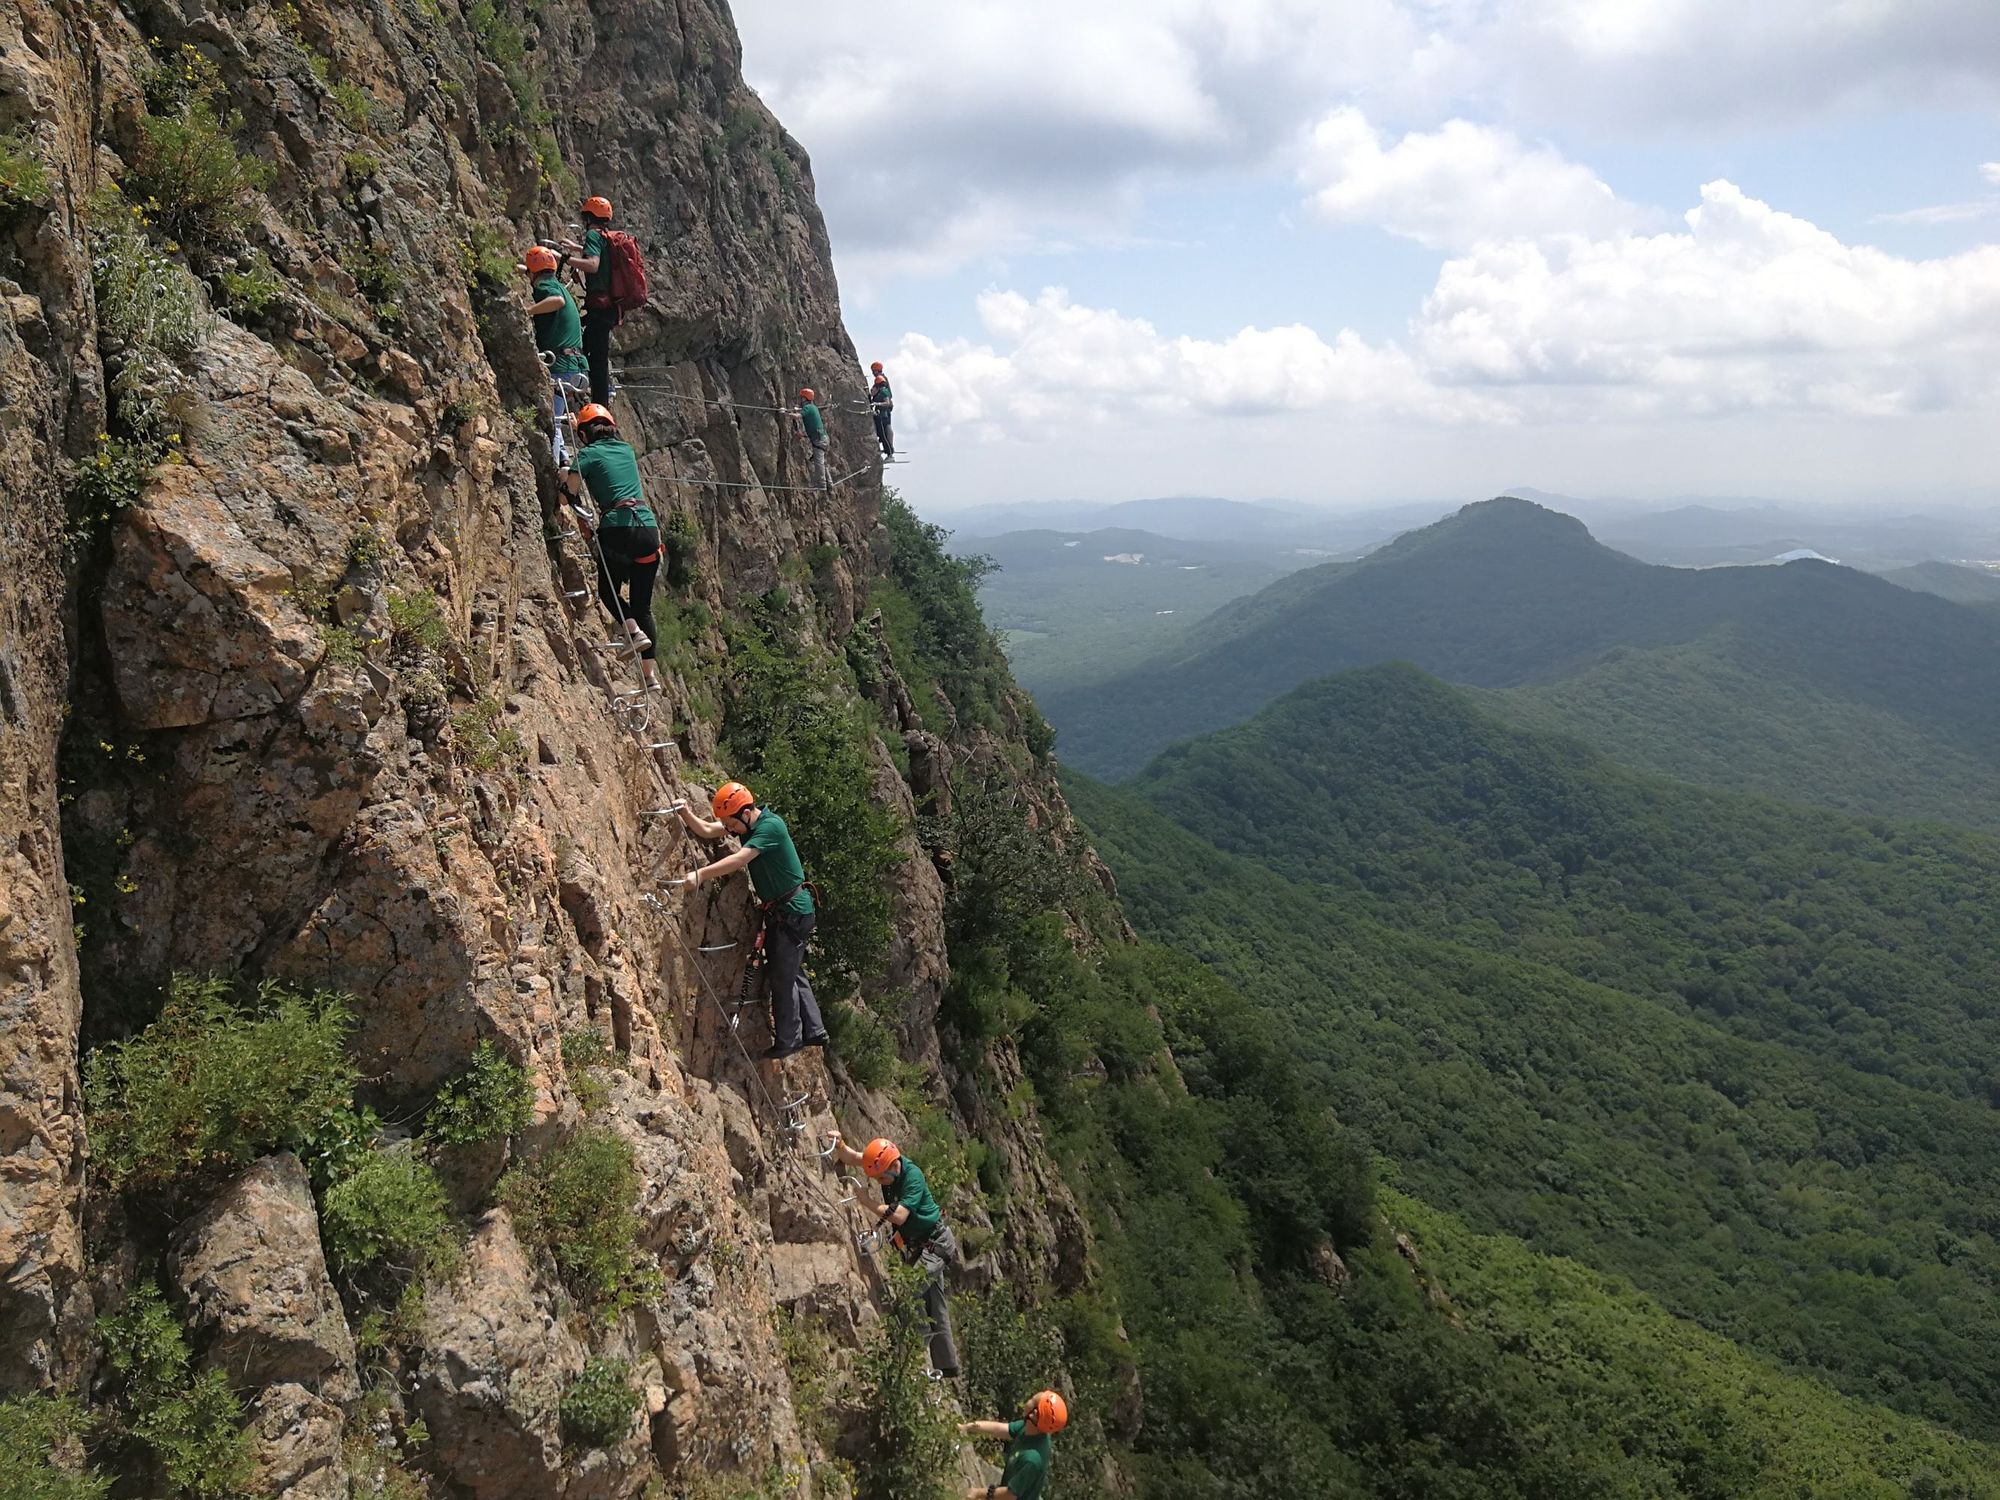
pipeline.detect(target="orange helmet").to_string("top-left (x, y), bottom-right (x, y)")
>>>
top-left (524, 245), bottom-right (559, 274)
top-left (798, 387), bottom-right (816, 403)
top-left (860, 1138), bottom-right (902, 1179)
top-left (580, 195), bottom-right (613, 220)
top-left (1026, 1391), bottom-right (1068, 1435)
top-left (870, 361), bottom-right (884, 374)
top-left (576, 403), bottom-right (616, 430)
top-left (711, 781), bottom-right (755, 820)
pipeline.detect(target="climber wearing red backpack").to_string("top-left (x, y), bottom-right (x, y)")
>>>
top-left (557, 195), bottom-right (648, 405)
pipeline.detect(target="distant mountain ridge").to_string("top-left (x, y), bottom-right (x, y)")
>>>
top-left (1040, 497), bottom-right (2000, 827)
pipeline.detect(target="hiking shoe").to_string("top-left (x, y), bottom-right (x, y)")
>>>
top-left (803, 1032), bottom-right (831, 1049)
top-left (758, 1042), bottom-right (802, 1062)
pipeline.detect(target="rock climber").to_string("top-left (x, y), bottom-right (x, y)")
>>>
top-left (523, 245), bottom-right (588, 402)
top-left (676, 783), bottom-right (829, 1060)
top-left (825, 1132), bottom-right (961, 1379)
top-left (959, 1390), bottom-right (1066, 1500)
top-left (561, 405), bottom-right (662, 690)
top-left (797, 387), bottom-right (830, 490)
top-left (556, 194), bottom-right (618, 404)
top-left (868, 361), bottom-right (895, 459)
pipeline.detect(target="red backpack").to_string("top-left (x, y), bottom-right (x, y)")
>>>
top-left (602, 230), bottom-right (648, 314)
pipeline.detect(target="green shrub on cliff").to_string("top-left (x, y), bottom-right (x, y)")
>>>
top-left (851, 1266), bottom-right (957, 1500)
top-left (428, 1039), bottom-right (535, 1145)
top-left (129, 43), bottom-right (271, 253)
top-left (0, 126), bottom-right (50, 211)
top-left (97, 1285), bottom-right (253, 1500)
top-left (500, 1128), bottom-right (657, 1311)
top-left (320, 1146), bottom-right (458, 1277)
top-left (560, 1359), bottom-right (639, 1450)
top-left (0, 1393), bottom-right (109, 1500)
top-left (84, 976), bottom-right (358, 1191)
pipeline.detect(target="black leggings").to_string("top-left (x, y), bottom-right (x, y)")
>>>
top-left (596, 525), bottom-right (660, 658)
top-left (583, 305), bottom-right (615, 405)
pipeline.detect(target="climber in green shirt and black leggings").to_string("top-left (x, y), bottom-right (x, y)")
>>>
top-left (562, 404), bottom-right (661, 690)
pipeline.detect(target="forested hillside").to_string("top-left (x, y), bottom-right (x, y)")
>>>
top-left (1040, 500), bottom-right (2000, 830)
top-left (1066, 665), bottom-right (2000, 1446)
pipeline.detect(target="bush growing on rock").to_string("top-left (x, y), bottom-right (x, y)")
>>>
top-left (97, 1285), bottom-right (253, 1500)
top-left (129, 43), bottom-right (272, 254)
top-left (559, 1358), bottom-right (638, 1450)
top-left (0, 1393), bottom-right (110, 1500)
top-left (84, 976), bottom-right (358, 1192)
top-left (320, 1146), bottom-right (458, 1278)
top-left (851, 1267), bottom-right (958, 1500)
top-left (499, 1129), bottom-right (656, 1311)
top-left (427, 1039), bottom-right (535, 1146)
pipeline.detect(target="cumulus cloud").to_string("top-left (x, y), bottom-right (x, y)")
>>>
top-left (890, 184), bottom-right (2000, 443)
top-left (887, 288), bottom-right (1497, 437)
top-left (1419, 182), bottom-right (2000, 417)
top-left (1300, 109), bottom-right (1644, 248)
top-left (739, 0), bottom-right (2000, 283)
top-left (1983, 163), bottom-right (2000, 186)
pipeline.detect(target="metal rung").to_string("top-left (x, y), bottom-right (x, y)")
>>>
top-left (641, 807), bottom-right (680, 817)
top-left (697, 942), bottom-right (737, 952)
top-left (611, 689), bottom-right (649, 701)
top-left (662, 876), bottom-right (692, 887)
top-left (546, 529), bottom-right (580, 540)
top-left (563, 589), bottom-right (591, 600)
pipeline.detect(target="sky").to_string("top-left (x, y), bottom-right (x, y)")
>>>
top-left (734, 1), bottom-right (2000, 513)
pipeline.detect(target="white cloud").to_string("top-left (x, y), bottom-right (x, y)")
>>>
top-left (1872, 201), bottom-right (2000, 227)
top-left (736, 0), bottom-right (1453, 287)
top-left (1983, 163), bottom-right (2000, 187)
top-left (1416, 181), bottom-right (2000, 417)
top-left (890, 184), bottom-right (2000, 449)
top-left (887, 288), bottom-right (1498, 439)
top-left (741, 1), bottom-right (2000, 283)
top-left (1301, 109), bottom-right (1644, 248)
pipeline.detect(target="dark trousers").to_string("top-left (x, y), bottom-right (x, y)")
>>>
top-left (873, 408), bottom-right (894, 457)
top-left (908, 1223), bottom-right (961, 1376)
top-left (583, 305), bottom-right (615, 405)
top-left (596, 526), bottom-right (659, 658)
top-left (764, 907), bottom-right (825, 1049)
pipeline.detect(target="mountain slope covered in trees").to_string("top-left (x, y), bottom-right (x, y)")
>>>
top-left (1040, 500), bottom-right (2000, 831)
top-left (1065, 665), bottom-right (2000, 1447)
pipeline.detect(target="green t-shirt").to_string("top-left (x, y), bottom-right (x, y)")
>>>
top-left (582, 227), bottom-right (613, 297)
top-left (744, 809), bottom-right (813, 915)
top-left (532, 275), bottom-right (586, 373)
top-left (800, 401), bottom-right (826, 441)
top-left (573, 438), bottom-right (656, 527)
top-left (886, 1158), bottom-right (943, 1246)
top-left (1002, 1421), bottom-right (1053, 1500)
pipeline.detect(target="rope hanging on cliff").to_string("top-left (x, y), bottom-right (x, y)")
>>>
top-left (605, 378), bottom-right (806, 416)
top-left (655, 464), bottom-right (877, 495)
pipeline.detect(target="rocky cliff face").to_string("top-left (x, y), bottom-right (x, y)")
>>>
top-left (0, 2), bottom-right (1097, 1494)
